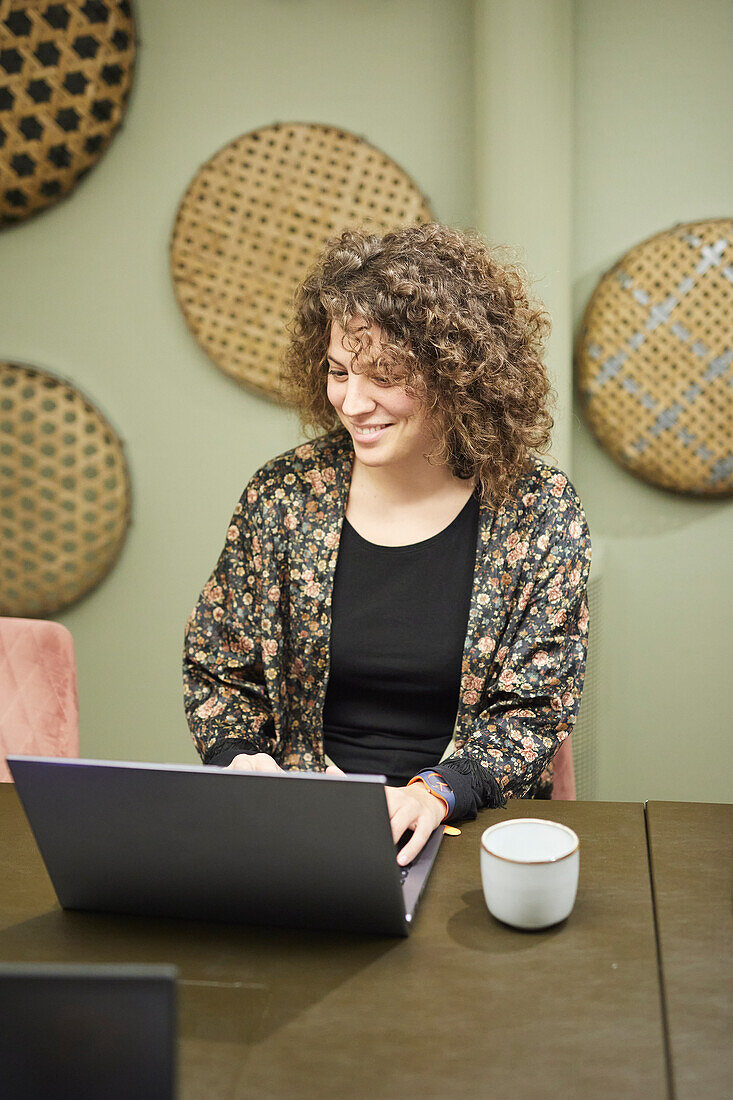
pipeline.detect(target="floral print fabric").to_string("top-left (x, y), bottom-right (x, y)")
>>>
top-left (183, 428), bottom-right (591, 801)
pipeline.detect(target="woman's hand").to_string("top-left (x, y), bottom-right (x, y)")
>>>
top-left (385, 784), bottom-right (446, 864)
top-left (326, 765), bottom-right (445, 865)
top-left (226, 753), bottom-right (282, 773)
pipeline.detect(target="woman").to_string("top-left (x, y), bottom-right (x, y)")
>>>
top-left (183, 223), bottom-right (591, 866)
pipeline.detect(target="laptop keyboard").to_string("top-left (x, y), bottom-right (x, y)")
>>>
top-left (398, 859), bottom-right (416, 885)
top-left (396, 834), bottom-right (415, 884)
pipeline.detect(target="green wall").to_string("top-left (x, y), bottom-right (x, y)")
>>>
top-left (1, 0), bottom-right (476, 766)
top-left (2, 0), bottom-right (730, 802)
top-left (571, 0), bottom-right (732, 802)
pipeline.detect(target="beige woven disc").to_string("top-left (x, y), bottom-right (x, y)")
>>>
top-left (0, 0), bottom-right (136, 228)
top-left (575, 217), bottom-right (733, 496)
top-left (0, 361), bottom-right (131, 615)
top-left (170, 122), bottom-right (434, 400)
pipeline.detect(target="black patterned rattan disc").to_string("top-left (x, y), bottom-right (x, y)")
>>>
top-left (0, 0), bottom-right (136, 228)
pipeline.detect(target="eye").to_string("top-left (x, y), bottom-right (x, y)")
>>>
top-left (327, 369), bottom-right (347, 379)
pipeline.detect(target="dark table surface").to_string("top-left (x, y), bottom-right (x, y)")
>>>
top-left (0, 786), bottom-right (671, 1099)
top-left (646, 801), bottom-right (733, 1100)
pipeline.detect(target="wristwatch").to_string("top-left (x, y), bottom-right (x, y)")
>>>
top-left (407, 770), bottom-right (456, 820)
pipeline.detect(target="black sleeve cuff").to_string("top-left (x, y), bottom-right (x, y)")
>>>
top-left (206, 743), bottom-right (260, 768)
top-left (431, 758), bottom-right (506, 821)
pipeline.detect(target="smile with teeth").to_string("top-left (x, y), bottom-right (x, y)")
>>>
top-left (352, 423), bottom-right (392, 438)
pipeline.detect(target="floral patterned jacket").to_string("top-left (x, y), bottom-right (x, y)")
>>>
top-left (183, 428), bottom-right (591, 801)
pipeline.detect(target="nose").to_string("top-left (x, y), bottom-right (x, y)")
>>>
top-left (340, 372), bottom-right (377, 418)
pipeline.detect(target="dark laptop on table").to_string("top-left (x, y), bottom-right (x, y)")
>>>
top-left (7, 755), bottom-right (444, 936)
top-left (0, 963), bottom-right (177, 1100)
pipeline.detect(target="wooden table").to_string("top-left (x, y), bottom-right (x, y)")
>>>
top-left (646, 801), bottom-right (733, 1100)
top-left (0, 787), bottom-right (672, 1098)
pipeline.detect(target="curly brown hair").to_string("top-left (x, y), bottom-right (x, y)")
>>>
top-left (281, 222), bottom-right (555, 506)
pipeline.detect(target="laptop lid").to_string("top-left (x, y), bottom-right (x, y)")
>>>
top-left (8, 756), bottom-right (441, 936)
top-left (0, 962), bottom-right (177, 1100)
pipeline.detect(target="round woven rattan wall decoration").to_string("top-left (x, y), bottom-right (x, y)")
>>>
top-left (0, 0), bottom-right (136, 228)
top-left (575, 217), bottom-right (733, 497)
top-left (0, 361), bottom-right (131, 615)
top-left (170, 122), bottom-right (434, 400)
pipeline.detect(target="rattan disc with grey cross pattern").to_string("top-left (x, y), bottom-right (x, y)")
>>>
top-left (0, 0), bottom-right (136, 228)
top-left (575, 217), bottom-right (733, 497)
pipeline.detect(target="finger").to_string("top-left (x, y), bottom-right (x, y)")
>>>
top-left (258, 760), bottom-right (283, 773)
top-left (227, 755), bottom-right (255, 771)
top-left (251, 754), bottom-right (282, 773)
top-left (388, 802), bottom-right (417, 846)
top-left (398, 819), bottom-right (432, 866)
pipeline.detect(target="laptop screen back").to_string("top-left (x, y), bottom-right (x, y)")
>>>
top-left (0, 963), bottom-right (177, 1100)
top-left (8, 757), bottom-right (411, 935)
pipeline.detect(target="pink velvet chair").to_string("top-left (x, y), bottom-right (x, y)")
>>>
top-left (552, 736), bottom-right (576, 800)
top-left (0, 618), bottom-right (79, 782)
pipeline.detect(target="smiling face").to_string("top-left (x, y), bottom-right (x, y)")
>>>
top-left (325, 320), bottom-right (436, 470)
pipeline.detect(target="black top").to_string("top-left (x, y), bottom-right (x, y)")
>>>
top-left (208, 490), bottom-right (499, 819)
top-left (323, 493), bottom-right (479, 788)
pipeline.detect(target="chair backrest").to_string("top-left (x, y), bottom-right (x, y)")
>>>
top-left (0, 618), bottom-right (79, 782)
top-left (552, 736), bottom-right (576, 801)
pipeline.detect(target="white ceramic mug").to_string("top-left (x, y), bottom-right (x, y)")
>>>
top-left (480, 818), bottom-right (580, 930)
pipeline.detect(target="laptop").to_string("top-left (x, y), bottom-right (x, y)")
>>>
top-left (7, 755), bottom-right (444, 936)
top-left (0, 962), bottom-right (177, 1100)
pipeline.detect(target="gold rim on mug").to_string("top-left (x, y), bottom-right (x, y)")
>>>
top-left (480, 818), bottom-right (579, 865)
